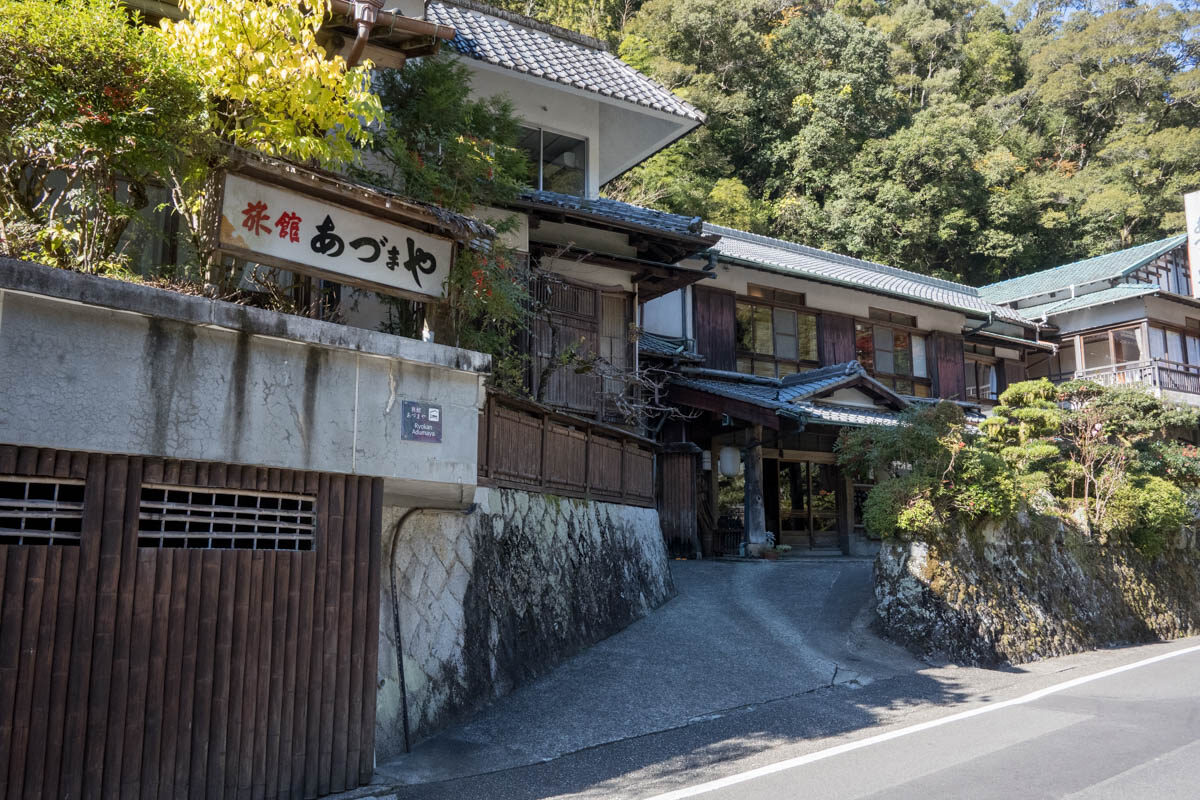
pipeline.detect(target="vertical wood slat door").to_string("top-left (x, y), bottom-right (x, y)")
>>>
top-left (0, 445), bottom-right (382, 800)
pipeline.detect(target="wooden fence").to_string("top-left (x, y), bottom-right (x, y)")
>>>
top-left (477, 394), bottom-right (656, 507)
top-left (0, 445), bottom-right (381, 800)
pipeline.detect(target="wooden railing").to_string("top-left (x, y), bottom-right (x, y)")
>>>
top-left (1049, 359), bottom-right (1200, 395)
top-left (477, 393), bottom-right (656, 507)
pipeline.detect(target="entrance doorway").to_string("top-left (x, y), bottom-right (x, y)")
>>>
top-left (768, 458), bottom-right (841, 551)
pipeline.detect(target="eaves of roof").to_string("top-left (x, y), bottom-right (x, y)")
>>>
top-left (426, 0), bottom-right (705, 123)
top-left (706, 225), bottom-right (1030, 326)
top-left (516, 191), bottom-right (719, 250)
top-left (1019, 283), bottom-right (1161, 319)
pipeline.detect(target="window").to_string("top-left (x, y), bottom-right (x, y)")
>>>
top-left (965, 357), bottom-right (998, 402)
top-left (138, 485), bottom-right (316, 550)
top-left (1148, 325), bottom-right (1200, 366)
top-left (519, 126), bottom-right (586, 195)
top-left (735, 292), bottom-right (817, 377)
top-left (0, 477), bottom-right (85, 545)
top-left (855, 316), bottom-right (930, 397)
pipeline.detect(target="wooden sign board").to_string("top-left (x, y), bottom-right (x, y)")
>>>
top-left (217, 173), bottom-right (454, 300)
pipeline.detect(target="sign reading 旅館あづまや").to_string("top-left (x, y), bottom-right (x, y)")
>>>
top-left (401, 401), bottom-right (442, 443)
top-left (218, 173), bottom-right (454, 300)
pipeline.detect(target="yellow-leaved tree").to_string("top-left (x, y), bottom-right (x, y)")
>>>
top-left (161, 0), bottom-right (381, 166)
top-left (159, 0), bottom-right (383, 277)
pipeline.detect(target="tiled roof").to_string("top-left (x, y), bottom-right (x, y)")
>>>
top-left (979, 235), bottom-right (1188, 304)
top-left (521, 190), bottom-right (715, 242)
top-left (638, 331), bottom-right (703, 361)
top-left (672, 362), bottom-right (909, 427)
top-left (1019, 283), bottom-right (1161, 319)
top-left (426, 1), bottom-right (705, 123)
top-left (792, 401), bottom-right (905, 428)
top-left (706, 225), bottom-right (1028, 325)
top-left (776, 361), bottom-right (900, 404)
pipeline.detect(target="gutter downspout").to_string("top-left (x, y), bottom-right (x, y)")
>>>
top-left (334, 0), bottom-right (457, 67)
top-left (345, 0), bottom-right (383, 68)
top-left (388, 503), bottom-right (477, 753)
top-left (963, 310), bottom-right (995, 336)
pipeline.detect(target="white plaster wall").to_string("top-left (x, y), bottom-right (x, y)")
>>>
top-left (1144, 296), bottom-right (1200, 329)
top-left (459, 61), bottom-right (602, 197)
top-left (1050, 298), bottom-right (1150, 336)
top-left (642, 287), bottom-right (690, 338)
top-left (540, 256), bottom-right (634, 291)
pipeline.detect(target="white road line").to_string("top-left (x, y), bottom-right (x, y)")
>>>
top-left (643, 642), bottom-right (1200, 800)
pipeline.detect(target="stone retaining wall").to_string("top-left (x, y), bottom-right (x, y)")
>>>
top-left (875, 514), bottom-right (1200, 666)
top-left (374, 486), bottom-right (673, 758)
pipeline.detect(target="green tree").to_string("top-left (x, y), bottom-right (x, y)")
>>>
top-left (0, 0), bottom-right (201, 272)
top-left (367, 55), bottom-right (533, 393)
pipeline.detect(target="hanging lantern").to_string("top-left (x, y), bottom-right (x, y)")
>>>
top-left (718, 446), bottom-right (742, 477)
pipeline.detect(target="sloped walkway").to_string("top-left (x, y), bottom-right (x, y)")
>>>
top-left (371, 557), bottom-right (920, 787)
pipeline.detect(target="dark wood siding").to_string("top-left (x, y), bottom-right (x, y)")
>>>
top-left (659, 450), bottom-right (698, 555)
top-left (0, 445), bottom-right (380, 800)
top-left (818, 313), bottom-right (856, 365)
top-left (478, 394), bottom-right (656, 507)
top-left (929, 332), bottom-right (967, 400)
top-left (693, 287), bottom-right (736, 371)
top-left (1001, 359), bottom-right (1025, 393)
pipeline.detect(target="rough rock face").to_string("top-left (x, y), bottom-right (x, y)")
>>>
top-left (375, 487), bottom-right (673, 757)
top-left (875, 514), bottom-right (1200, 666)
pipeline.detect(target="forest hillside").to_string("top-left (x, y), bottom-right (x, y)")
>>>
top-left (495, 0), bottom-right (1200, 286)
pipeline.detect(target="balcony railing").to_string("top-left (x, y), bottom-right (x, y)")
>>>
top-left (1049, 359), bottom-right (1200, 395)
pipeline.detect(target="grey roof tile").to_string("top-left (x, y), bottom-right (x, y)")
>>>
top-left (521, 190), bottom-right (716, 242)
top-left (426, 1), bottom-right (705, 123)
top-left (638, 331), bottom-right (703, 361)
top-left (979, 235), bottom-right (1188, 304)
top-left (791, 401), bottom-right (904, 428)
top-left (706, 224), bottom-right (1029, 325)
top-left (672, 362), bottom-right (909, 427)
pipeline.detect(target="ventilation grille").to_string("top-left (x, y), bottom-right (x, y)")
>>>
top-left (0, 477), bottom-right (85, 545)
top-left (138, 485), bottom-right (316, 550)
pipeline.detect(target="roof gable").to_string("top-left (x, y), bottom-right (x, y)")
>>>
top-left (979, 235), bottom-right (1188, 305)
top-left (426, 1), bottom-right (704, 123)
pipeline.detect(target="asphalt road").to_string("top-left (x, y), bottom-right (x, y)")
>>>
top-left (654, 644), bottom-right (1200, 800)
top-left (361, 561), bottom-right (1200, 800)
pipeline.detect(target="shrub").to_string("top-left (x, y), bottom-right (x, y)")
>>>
top-left (863, 474), bottom-right (941, 540)
top-left (950, 446), bottom-right (1018, 521)
top-left (1128, 476), bottom-right (1188, 557)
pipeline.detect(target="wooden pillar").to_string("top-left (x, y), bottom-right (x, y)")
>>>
top-left (839, 470), bottom-right (854, 556)
top-left (742, 425), bottom-right (768, 552)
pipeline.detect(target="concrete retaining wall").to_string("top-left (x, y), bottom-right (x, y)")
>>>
top-left (375, 486), bottom-right (674, 757)
top-left (0, 258), bottom-right (489, 505)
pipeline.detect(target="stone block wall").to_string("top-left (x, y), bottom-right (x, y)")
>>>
top-left (374, 487), bottom-right (673, 758)
top-left (875, 515), bottom-right (1200, 666)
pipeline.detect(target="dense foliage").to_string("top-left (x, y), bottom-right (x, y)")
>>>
top-left (499, 0), bottom-right (1200, 286)
top-left (838, 381), bottom-right (1200, 554)
top-left (1, 0), bottom-right (385, 276)
top-left (367, 55), bottom-right (534, 392)
top-left (0, 0), bottom-right (201, 272)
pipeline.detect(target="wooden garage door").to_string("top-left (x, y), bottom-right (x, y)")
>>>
top-left (0, 446), bottom-right (381, 800)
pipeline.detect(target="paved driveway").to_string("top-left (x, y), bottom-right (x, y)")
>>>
top-left (374, 558), bottom-right (919, 787)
